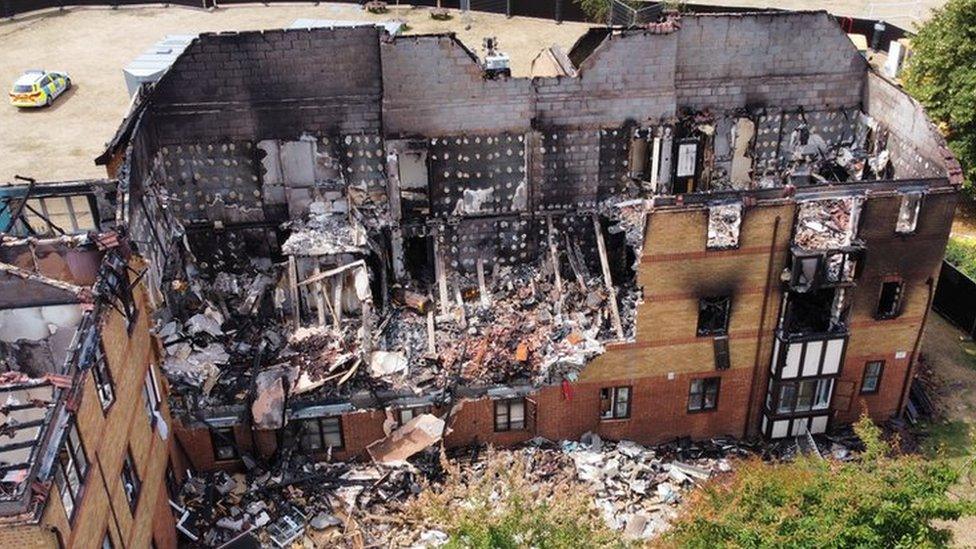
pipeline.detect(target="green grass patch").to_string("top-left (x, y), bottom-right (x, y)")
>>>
top-left (945, 236), bottom-right (976, 279)
top-left (920, 420), bottom-right (973, 459)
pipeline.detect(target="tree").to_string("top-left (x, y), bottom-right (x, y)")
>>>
top-left (663, 415), bottom-right (976, 548)
top-left (575, 0), bottom-right (613, 23)
top-left (902, 0), bottom-right (976, 189)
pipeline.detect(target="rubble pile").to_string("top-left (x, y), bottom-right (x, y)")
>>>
top-left (707, 202), bottom-right (743, 249)
top-left (793, 196), bottom-right (863, 250)
top-left (281, 202), bottom-right (369, 256)
top-left (171, 431), bottom-right (862, 547)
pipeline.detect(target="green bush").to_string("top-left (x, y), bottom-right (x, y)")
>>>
top-left (945, 236), bottom-right (976, 279)
top-left (663, 416), bottom-right (976, 548)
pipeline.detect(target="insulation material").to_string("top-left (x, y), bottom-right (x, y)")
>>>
top-left (340, 134), bottom-right (387, 195)
top-left (598, 127), bottom-right (632, 199)
top-left (729, 117), bottom-right (756, 188)
top-left (0, 304), bottom-right (83, 342)
top-left (157, 142), bottom-right (263, 224)
top-left (428, 134), bottom-right (527, 217)
top-left (536, 130), bottom-right (601, 210)
top-left (706, 202), bottom-right (743, 250)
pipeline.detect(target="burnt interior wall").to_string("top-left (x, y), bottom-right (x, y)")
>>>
top-left (862, 72), bottom-right (952, 180)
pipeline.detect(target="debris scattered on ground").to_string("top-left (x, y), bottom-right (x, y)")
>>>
top-left (172, 430), bottom-right (862, 547)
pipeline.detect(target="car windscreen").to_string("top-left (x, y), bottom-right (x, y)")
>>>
top-left (13, 84), bottom-right (33, 93)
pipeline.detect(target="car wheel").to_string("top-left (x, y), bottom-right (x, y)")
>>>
top-left (65, 78), bottom-right (71, 90)
top-left (45, 95), bottom-right (52, 107)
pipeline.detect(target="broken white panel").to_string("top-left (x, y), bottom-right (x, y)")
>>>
top-left (369, 350), bottom-right (408, 378)
top-left (810, 415), bottom-right (829, 434)
top-left (770, 337), bottom-right (780, 374)
top-left (279, 137), bottom-right (317, 186)
top-left (452, 187), bottom-right (495, 216)
top-left (771, 419), bottom-right (789, 439)
top-left (257, 140), bottom-right (284, 185)
top-left (366, 413), bottom-right (446, 464)
top-left (675, 141), bottom-right (697, 178)
top-left (0, 304), bottom-right (83, 342)
top-left (707, 202), bottom-right (743, 249)
top-left (895, 192), bottom-right (922, 234)
top-left (729, 117), bottom-right (755, 188)
top-left (790, 420), bottom-right (807, 437)
top-left (397, 150), bottom-right (429, 190)
top-left (821, 338), bottom-right (844, 375)
top-left (782, 341), bottom-right (802, 379)
top-left (802, 340), bottom-right (822, 376)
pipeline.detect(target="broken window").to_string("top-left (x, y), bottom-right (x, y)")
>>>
top-left (300, 417), bottom-right (344, 451)
top-left (211, 428), bottom-right (237, 461)
top-left (876, 280), bottom-right (904, 319)
top-left (5, 194), bottom-right (97, 236)
top-left (599, 386), bottom-right (631, 420)
top-left (121, 447), bottom-right (141, 512)
top-left (55, 422), bottom-right (88, 521)
top-left (776, 379), bottom-right (833, 414)
top-left (697, 296), bottom-right (731, 336)
top-left (895, 192), bottom-right (922, 234)
top-left (687, 378), bottom-right (720, 412)
top-left (494, 398), bottom-right (525, 432)
top-left (674, 137), bottom-right (700, 194)
top-left (143, 367), bottom-right (161, 428)
top-left (707, 202), bottom-right (742, 250)
top-left (91, 343), bottom-right (115, 411)
top-left (861, 360), bottom-right (884, 394)
top-left (396, 406), bottom-right (431, 427)
top-left (102, 257), bottom-right (138, 332)
top-left (713, 336), bottom-right (731, 370)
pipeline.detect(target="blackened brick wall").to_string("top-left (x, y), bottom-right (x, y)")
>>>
top-left (151, 27), bottom-right (383, 144)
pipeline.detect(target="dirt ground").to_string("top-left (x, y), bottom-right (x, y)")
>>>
top-left (0, 4), bottom-right (588, 183)
top-left (918, 314), bottom-right (976, 547)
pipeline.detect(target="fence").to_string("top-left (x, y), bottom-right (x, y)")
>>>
top-left (933, 260), bottom-right (976, 339)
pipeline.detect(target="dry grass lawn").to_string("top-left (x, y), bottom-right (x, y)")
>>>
top-left (0, 3), bottom-right (589, 182)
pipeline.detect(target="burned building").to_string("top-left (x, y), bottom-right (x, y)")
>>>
top-left (2, 12), bottom-right (960, 541)
top-left (0, 180), bottom-right (179, 547)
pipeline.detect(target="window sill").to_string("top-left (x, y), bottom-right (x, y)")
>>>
top-left (686, 407), bottom-right (718, 415)
top-left (599, 417), bottom-right (631, 423)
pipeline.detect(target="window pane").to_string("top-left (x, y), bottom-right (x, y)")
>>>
top-left (688, 393), bottom-right (702, 411)
top-left (814, 379), bottom-right (833, 409)
top-left (796, 380), bottom-right (815, 412)
top-left (617, 387), bottom-right (630, 403)
top-left (301, 433), bottom-right (323, 450)
top-left (703, 389), bottom-right (717, 409)
top-left (323, 431), bottom-right (343, 448)
top-left (690, 379), bottom-right (702, 395)
top-left (510, 401), bottom-right (525, 430)
top-left (778, 384), bottom-right (797, 413)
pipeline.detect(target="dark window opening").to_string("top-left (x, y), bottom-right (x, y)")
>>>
top-left (697, 296), bottom-right (731, 336)
top-left (91, 343), bottom-right (115, 411)
top-left (600, 386), bottom-right (632, 420)
top-left (211, 427), bottom-right (238, 461)
top-left (861, 360), bottom-right (884, 394)
top-left (782, 288), bottom-right (844, 335)
top-left (300, 417), bottom-right (344, 451)
top-left (55, 422), bottom-right (88, 522)
top-left (688, 378), bottom-right (720, 412)
top-left (494, 398), bottom-right (525, 432)
top-left (403, 235), bottom-right (433, 287)
top-left (101, 532), bottom-right (114, 549)
top-left (101, 255), bottom-right (139, 332)
top-left (121, 448), bottom-right (141, 513)
top-left (876, 280), bottom-right (903, 319)
top-left (713, 335), bottom-right (731, 370)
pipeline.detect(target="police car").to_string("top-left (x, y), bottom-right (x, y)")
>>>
top-left (9, 70), bottom-right (71, 108)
